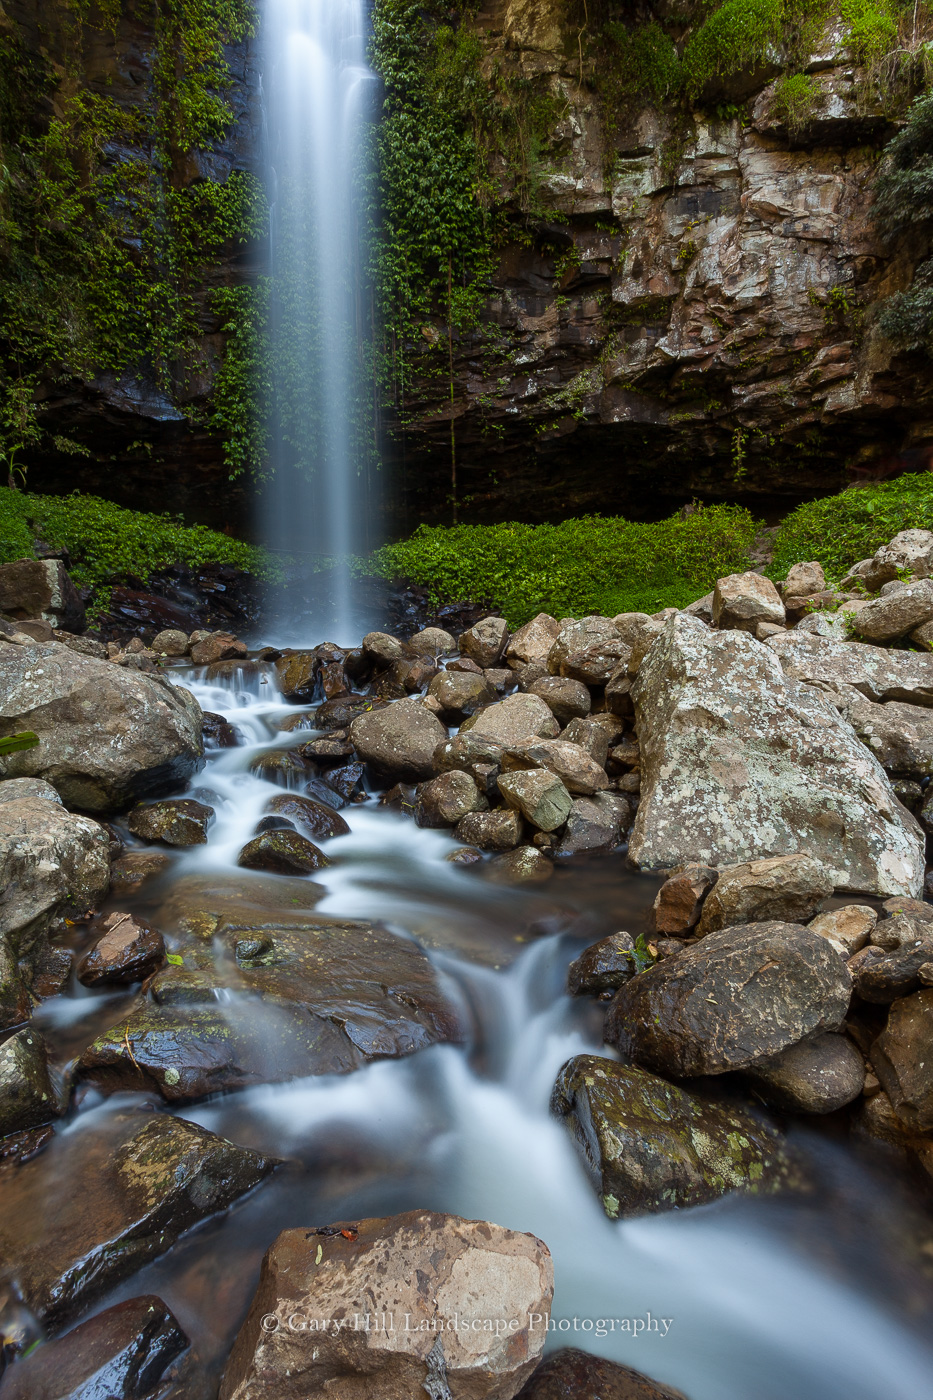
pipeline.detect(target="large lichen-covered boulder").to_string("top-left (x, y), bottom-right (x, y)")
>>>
top-left (220, 1211), bottom-right (553, 1400)
top-left (0, 644), bottom-right (203, 811)
top-left (767, 630), bottom-right (933, 707)
top-left (605, 921), bottom-right (852, 1078)
top-left (552, 1055), bottom-right (801, 1219)
top-left (628, 615), bottom-right (924, 896)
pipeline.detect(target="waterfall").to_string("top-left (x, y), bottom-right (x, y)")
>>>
top-left (262, 0), bottom-right (376, 644)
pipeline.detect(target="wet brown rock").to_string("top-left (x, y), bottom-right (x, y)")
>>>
top-left (273, 652), bottom-right (318, 701)
top-left (320, 761), bottom-right (366, 802)
top-left (459, 614), bottom-right (509, 668)
top-left (416, 770), bottom-right (487, 828)
top-left (649, 865), bottom-right (717, 935)
top-left (78, 920), bottom-right (461, 1102)
top-left (189, 632), bottom-right (247, 665)
top-left (498, 770), bottom-right (572, 832)
top-left (349, 698), bottom-right (447, 783)
top-left (202, 710), bottom-right (240, 748)
top-left (454, 808), bottom-right (524, 851)
top-left (219, 1211), bottom-right (552, 1400)
top-left (0, 1028), bottom-right (59, 1137)
top-left (528, 676), bottom-right (591, 725)
top-left (127, 798), bottom-right (214, 847)
top-left (696, 855), bottom-right (833, 936)
top-left (433, 733), bottom-right (505, 792)
top-left (108, 850), bottom-right (171, 895)
top-left (848, 920), bottom-right (933, 1002)
top-left (487, 845), bottom-right (554, 884)
top-left (405, 658), bottom-right (439, 692)
top-left (0, 1112), bottom-right (276, 1327)
top-left (0, 1294), bottom-right (188, 1400)
top-left (880, 895), bottom-right (933, 923)
top-left (552, 1055), bottom-right (799, 1220)
top-left (871, 989), bottom-right (933, 1132)
top-left (78, 912), bottom-right (165, 986)
top-left (429, 669), bottom-right (497, 719)
top-left (743, 1032), bottom-right (865, 1114)
top-left (296, 735), bottom-right (355, 765)
top-left (362, 631), bottom-right (407, 666)
top-left (237, 830), bottom-right (329, 875)
top-left (567, 933), bottom-right (636, 994)
top-left (264, 793), bottom-right (350, 840)
top-left (605, 921), bottom-right (852, 1078)
top-left (502, 737), bottom-right (608, 797)
top-left (446, 846), bottom-right (483, 865)
top-left (515, 1349), bottom-right (688, 1400)
top-left (506, 613), bottom-right (561, 665)
top-left (712, 572), bottom-right (785, 632)
top-left (461, 692), bottom-right (560, 745)
top-left (248, 749), bottom-right (308, 783)
top-left (408, 626), bottom-right (456, 656)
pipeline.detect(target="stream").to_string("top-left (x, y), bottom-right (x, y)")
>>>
top-left (27, 658), bottom-right (933, 1400)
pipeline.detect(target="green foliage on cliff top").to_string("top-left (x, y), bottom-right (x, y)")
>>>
top-left (770, 474), bottom-right (933, 581)
top-left (375, 504), bottom-right (759, 625)
top-left (0, 487), bottom-right (270, 591)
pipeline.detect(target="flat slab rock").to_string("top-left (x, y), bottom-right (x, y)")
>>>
top-left (219, 1210), bottom-right (553, 1400)
top-left (77, 919), bottom-right (461, 1102)
top-left (629, 615), bottom-right (924, 897)
top-left (767, 630), bottom-right (933, 707)
top-left (552, 1055), bottom-right (801, 1220)
top-left (515, 1348), bottom-right (689, 1400)
top-left (0, 1111), bottom-right (276, 1329)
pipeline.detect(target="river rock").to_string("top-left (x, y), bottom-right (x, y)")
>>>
top-left (528, 676), bottom-right (591, 724)
top-left (547, 617), bottom-right (620, 675)
top-left (459, 615), bottom-right (509, 668)
top-left (506, 613), bottom-right (560, 665)
top-left (151, 628), bottom-right (190, 656)
top-left (850, 580), bottom-right (933, 643)
top-left (696, 856), bottom-right (833, 936)
top-left (248, 748), bottom-right (307, 784)
top-left (605, 921), bottom-right (852, 1078)
top-left (649, 865), bottom-right (718, 935)
top-left (203, 710), bottom-right (240, 748)
top-left (461, 692), bottom-right (560, 744)
top-left (864, 529), bottom-right (933, 588)
top-left (127, 798), bottom-right (214, 847)
top-left (349, 698), bottom-right (446, 782)
top-left (109, 850), bottom-right (171, 895)
top-left (0, 644), bottom-right (203, 811)
top-left (629, 616), bottom-right (924, 897)
top-left (808, 904), bottom-right (876, 956)
top-left (782, 561), bottom-right (826, 601)
top-left (743, 1032), bottom-right (865, 1114)
top-left (273, 652), bottom-right (318, 701)
top-left (429, 669), bottom-right (497, 719)
top-left (559, 717), bottom-right (609, 765)
top-left (0, 1112), bottom-right (276, 1328)
top-left (433, 732), bottom-right (505, 797)
top-left (77, 912), bottom-right (166, 986)
top-left (264, 793), bottom-right (350, 840)
top-left (454, 808), bottom-right (523, 851)
top-left (498, 770), bottom-right (572, 832)
top-left (555, 794), bottom-right (631, 855)
top-left (552, 1055), bottom-right (798, 1220)
top-left (297, 735), bottom-right (355, 765)
top-left (830, 690), bottom-right (933, 779)
top-left (848, 921), bottom-right (933, 1002)
top-left (515, 1349), bottom-right (688, 1400)
top-left (219, 1210), bottom-right (553, 1400)
top-left (409, 626), bottom-right (455, 655)
top-left (361, 631), bottom-right (405, 667)
top-left (768, 630), bottom-right (933, 707)
top-left (78, 919), bottom-right (461, 1101)
top-left (0, 558), bottom-right (85, 633)
top-left (237, 830), bottom-right (329, 875)
top-left (0, 1294), bottom-right (188, 1400)
top-left (871, 989), bottom-right (933, 1132)
top-left (567, 933), bottom-right (636, 994)
top-left (416, 770), bottom-right (486, 827)
top-left (712, 572), bottom-right (785, 632)
top-left (487, 845), bottom-right (554, 883)
top-left (0, 1028), bottom-right (58, 1137)
top-left (560, 639), bottom-right (631, 686)
top-left (502, 738), bottom-right (608, 797)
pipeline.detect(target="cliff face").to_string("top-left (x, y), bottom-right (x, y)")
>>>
top-left (386, 1), bottom-right (933, 525)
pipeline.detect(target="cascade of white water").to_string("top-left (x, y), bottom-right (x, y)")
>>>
top-left (262, 0), bottom-right (375, 644)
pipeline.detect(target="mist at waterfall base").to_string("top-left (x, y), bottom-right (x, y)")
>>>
top-left (261, 0), bottom-right (378, 646)
top-left (40, 661), bottom-right (933, 1400)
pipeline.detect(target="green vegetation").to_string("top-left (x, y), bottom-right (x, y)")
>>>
top-left (374, 504), bottom-right (759, 625)
top-left (770, 473), bottom-right (933, 582)
top-left (0, 733), bottom-right (39, 756)
top-left (875, 88), bottom-right (933, 354)
top-left (0, 487), bottom-right (271, 594)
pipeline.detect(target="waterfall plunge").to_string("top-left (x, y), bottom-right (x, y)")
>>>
top-left (262, 0), bottom-right (376, 644)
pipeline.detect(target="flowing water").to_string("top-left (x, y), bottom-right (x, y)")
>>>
top-left (29, 660), bottom-right (933, 1399)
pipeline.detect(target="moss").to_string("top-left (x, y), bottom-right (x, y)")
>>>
top-left (769, 473), bottom-right (933, 583)
top-left (772, 72), bottom-right (818, 130)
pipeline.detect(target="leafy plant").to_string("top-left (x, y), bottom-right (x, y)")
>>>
top-left (0, 731), bottom-right (39, 755)
top-left (769, 472), bottom-right (933, 582)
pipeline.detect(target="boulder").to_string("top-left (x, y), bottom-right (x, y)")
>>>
top-left (552, 1055), bottom-right (799, 1220)
top-left (0, 1028), bottom-right (59, 1137)
top-left (416, 770), bottom-right (486, 827)
top-left (0, 645), bottom-right (203, 811)
top-left (506, 613), bottom-right (560, 665)
top-left (559, 640), bottom-right (631, 686)
top-left (767, 630), bottom-right (933, 707)
top-left (362, 631), bottom-right (407, 666)
top-left (629, 616), bottom-right (924, 897)
top-left (454, 808), bottom-right (523, 851)
top-left (78, 919), bottom-right (461, 1102)
top-left (610, 611), bottom-right (654, 645)
top-left (0, 558), bottom-right (85, 632)
top-left (829, 690), bottom-right (933, 779)
top-left (459, 615), bottom-right (509, 668)
top-left (189, 632), bottom-right (247, 666)
top-left (237, 830), bottom-right (329, 874)
top-left (848, 920), bottom-right (933, 1002)
top-left (605, 921), bottom-right (852, 1078)
top-left (203, 711), bottom-right (240, 748)
top-left (429, 670), bottom-right (497, 719)
top-left (349, 699), bottom-right (447, 783)
top-left (850, 580), bottom-right (933, 643)
top-left (77, 912), bottom-right (166, 986)
top-left (502, 738), bottom-right (608, 797)
top-left (649, 865), bottom-right (717, 935)
top-left (0, 1294), bottom-right (187, 1400)
top-left (433, 733), bottom-right (505, 798)
top-left (547, 617), bottom-right (620, 675)
top-left (559, 717), bottom-right (609, 766)
top-left (498, 770), bottom-right (572, 832)
top-left (567, 933), bottom-right (636, 994)
top-left (555, 794), bottom-right (631, 856)
top-left (625, 619), bottom-right (665, 675)
top-left (297, 735), bottom-right (355, 765)
top-left (460, 693), bottom-right (560, 745)
top-left (743, 1032), bottom-right (865, 1114)
top-left (782, 561), bottom-right (826, 600)
top-left (515, 1350), bottom-right (688, 1400)
top-left (219, 1211), bottom-right (553, 1400)
top-left (712, 572), bottom-right (785, 632)
top-left (871, 989), bottom-right (933, 1132)
top-left (273, 652), bottom-right (318, 701)
top-left (868, 529), bottom-right (933, 587)
top-left (408, 626), bottom-right (455, 656)
top-left (0, 1112), bottom-right (276, 1327)
top-left (808, 904), bottom-right (876, 957)
top-left (528, 676), bottom-right (591, 725)
top-left (487, 845), bottom-right (554, 883)
top-left (695, 856), bottom-right (833, 936)
top-left (263, 793), bottom-right (349, 840)
top-left (150, 628), bottom-right (190, 656)
top-left (127, 798), bottom-right (214, 847)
